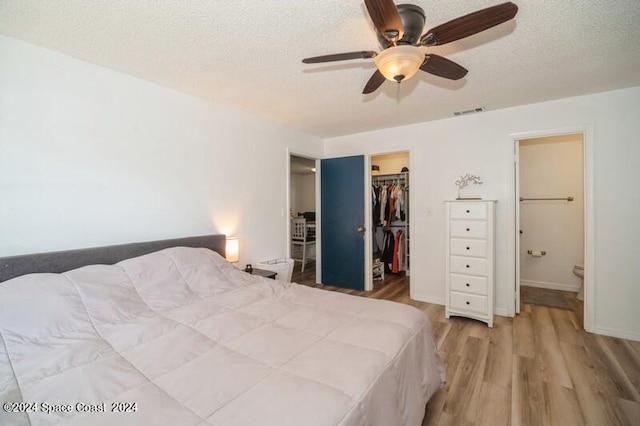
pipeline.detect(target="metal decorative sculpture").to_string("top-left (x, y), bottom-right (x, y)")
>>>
top-left (455, 173), bottom-right (483, 199)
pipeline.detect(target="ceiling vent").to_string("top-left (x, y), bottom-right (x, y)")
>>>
top-left (453, 107), bottom-right (485, 116)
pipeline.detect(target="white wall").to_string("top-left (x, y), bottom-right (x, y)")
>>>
top-left (326, 86), bottom-right (640, 341)
top-left (0, 36), bottom-right (324, 267)
top-left (519, 135), bottom-right (584, 291)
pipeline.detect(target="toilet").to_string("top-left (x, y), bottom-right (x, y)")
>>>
top-left (573, 264), bottom-right (584, 301)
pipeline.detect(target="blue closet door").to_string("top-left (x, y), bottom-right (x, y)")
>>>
top-left (321, 155), bottom-right (365, 290)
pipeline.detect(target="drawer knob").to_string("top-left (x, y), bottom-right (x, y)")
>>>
top-left (466, 283), bottom-right (470, 287)
top-left (466, 301), bottom-right (470, 305)
top-left (466, 228), bottom-right (470, 231)
top-left (466, 264), bottom-right (470, 268)
top-left (466, 246), bottom-right (470, 250)
top-left (466, 209), bottom-right (470, 213)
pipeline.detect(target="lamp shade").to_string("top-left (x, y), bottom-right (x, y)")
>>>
top-left (374, 45), bottom-right (425, 82)
top-left (225, 236), bottom-right (239, 263)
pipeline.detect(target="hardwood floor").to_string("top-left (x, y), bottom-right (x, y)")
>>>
top-left (291, 261), bottom-right (640, 425)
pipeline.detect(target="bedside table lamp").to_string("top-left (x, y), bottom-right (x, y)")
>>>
top-left (225, 236), bottom-right (239, 266)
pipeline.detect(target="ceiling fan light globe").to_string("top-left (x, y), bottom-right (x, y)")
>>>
top-left (374, 46), bottom-right (424, 82)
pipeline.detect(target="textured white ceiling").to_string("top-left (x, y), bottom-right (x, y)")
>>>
top-left (1, 0), bottom-right (639, 138)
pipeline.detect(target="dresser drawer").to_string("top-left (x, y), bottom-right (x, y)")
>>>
top-left (450, 256), bottom-right (487, 276)
top-left (450, 274), bottom-right (488, 295)
top-left (450, 291), bottom-right (488, 315)
top-left (450, 220), bottom-right (487, 239)
top-left (450, 238), bottom-right (487, 257)
top-left (450, 202), bottom-right (487, 220)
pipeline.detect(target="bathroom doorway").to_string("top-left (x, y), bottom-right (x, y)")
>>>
top-left (515, 133), bottom-right (585, 323)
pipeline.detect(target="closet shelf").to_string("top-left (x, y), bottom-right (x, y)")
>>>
top-left (372, 172), bottom-right (409, 179)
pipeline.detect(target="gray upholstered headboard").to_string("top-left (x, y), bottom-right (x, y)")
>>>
top-left (0, 234), bottom-right (226, 283)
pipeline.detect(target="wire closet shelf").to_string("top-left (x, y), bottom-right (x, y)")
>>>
top-left (519, 196), bottom-right (573, 202)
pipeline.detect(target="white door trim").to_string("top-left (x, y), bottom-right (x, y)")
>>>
top-left (364, 155), bottom-right (372, 291)
top-left (508, 126), bottom-right (595, 333)
top-left (514, 142), bottom-right (521, 314)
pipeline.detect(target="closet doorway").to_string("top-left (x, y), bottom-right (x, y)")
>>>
top-left (514, 131), bottom-right (590, 329)
top-left (369, 152), bottom-right (410, 292)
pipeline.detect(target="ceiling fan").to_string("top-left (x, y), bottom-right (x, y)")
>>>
top-left (302, 0), bottom-right (518, 94)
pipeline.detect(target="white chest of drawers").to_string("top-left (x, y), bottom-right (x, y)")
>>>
top-left (445, 200), bottom-right (496, 327)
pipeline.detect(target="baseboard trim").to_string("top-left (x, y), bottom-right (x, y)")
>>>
top-left (494, 307), bottom-right (510, 317)
top-left (521, 279), bottom-right (580, 292)
top-left (593, 326), bottom-right (640, 342)
top-left (411, 292), bottom-right (444, 305)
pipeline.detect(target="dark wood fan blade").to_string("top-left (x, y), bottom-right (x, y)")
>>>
top-left (362, 70), bottom-right (386, 94)
top-left (364, 0), bottom-right (404, 42)
top-left (420, 54), bottom-right (468, 80)
top-left (302, 51), bottom-right (377, 64)
top-left (420, 2), bottom-right (518, 46)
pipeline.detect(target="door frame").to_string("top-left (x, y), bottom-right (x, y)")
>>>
top-left (317, 149), bottom-right (412, 292)
top-left (508, 126), bottom-right (595, 332)
top-left (286, 149), bottom-right (321, 284)
top-left (364, 154), bottom-right (373, 291)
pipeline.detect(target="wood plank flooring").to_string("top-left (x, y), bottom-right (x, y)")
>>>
top-left (291, 261), bottom-right (640, 425)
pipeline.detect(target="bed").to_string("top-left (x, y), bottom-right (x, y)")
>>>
top-left (0, 234), bottom-right (445, 425)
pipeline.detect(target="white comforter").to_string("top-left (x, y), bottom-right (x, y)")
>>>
top-left (0, 247), bottom-right (444, 426)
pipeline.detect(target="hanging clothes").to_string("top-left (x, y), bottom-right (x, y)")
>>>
top-left (400, 229), bottom-right (405, 271)
top-left (379, 183), bottom-right (388, 227)
top-left (384, 183), bottom-right (397, 231)
top-left (392, 229), bottom-right (403, 273)
top-left (394, 183), bottom-right (404, 221)
top-left (372, 174), bottom-right (408, 275)
top-left (372, 185), bottom-right (381, 226)
top-left (399, 184), bottom-right (407, 221)
top-left (381, 229), bottom-right (394, 273)
top-left (372, 186), bottom-right (381, 257)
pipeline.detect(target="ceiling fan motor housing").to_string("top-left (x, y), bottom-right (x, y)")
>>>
top-left (377, 4), bottom-right (426, 47)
